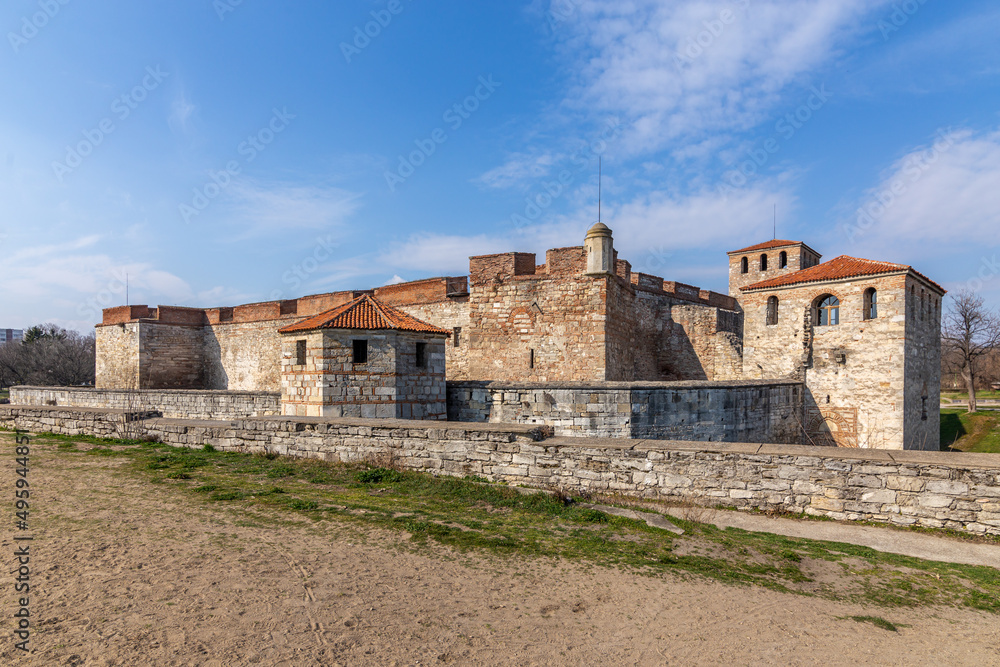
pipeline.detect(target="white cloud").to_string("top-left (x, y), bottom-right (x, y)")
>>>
top-left (223, 179), bottom-right (364, 235)
top-left (553, 0), bottom-right (889, 156)
top-left (476, 152), bottom-right (561, 189)
top-left (842, 128), bottom-right (1000, 255)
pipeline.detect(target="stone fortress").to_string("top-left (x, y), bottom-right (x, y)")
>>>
top-left (87, 225), bottom-right (944, 450)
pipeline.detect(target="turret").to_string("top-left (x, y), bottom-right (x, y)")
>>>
top-left (584, 222), bottom-right (614, 276)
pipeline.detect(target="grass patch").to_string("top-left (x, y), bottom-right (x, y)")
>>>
top-left (941, 409), bottom-right (1000, 453)
top-left (848, 615), bottom-right (898, 632)
top-left (23, 431), bottom-right (1000, 615)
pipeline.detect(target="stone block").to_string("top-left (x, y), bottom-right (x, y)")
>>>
top-left (860, 489), bottom-right (896, 505)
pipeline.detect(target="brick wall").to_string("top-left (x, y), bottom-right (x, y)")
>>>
top-left (5, 405), bottom-right (998, 536)
top-left (447, 380), bottom-right (802, 443)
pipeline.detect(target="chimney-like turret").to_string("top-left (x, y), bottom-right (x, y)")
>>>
top-left (584, 222), bottom-right (614, 275)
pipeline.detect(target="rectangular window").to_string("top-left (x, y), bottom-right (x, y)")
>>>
top-left (352, 339), bottom-right (368, 364)
top-left (295, 340), bottom-right (306, 366)
top-left (416, 342), bottom-right (427, 368)
top-left (529, 349), bottom-right (535, 369)
top-left (453, 326), bottom-right (462, 347)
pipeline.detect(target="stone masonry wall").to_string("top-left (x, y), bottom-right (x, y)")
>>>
top-left (95, 323), bottom-right (140, 389)
top-left (905, 276), bottom-right (944, 450)
top-left (447, 380), bottom-right (803, 443)
top-left (4, 405), bottom-right (999, 536)
top-left (9, 387), bottom-right (280, 420)
top-left (743, 274), bottom-right (913, 450)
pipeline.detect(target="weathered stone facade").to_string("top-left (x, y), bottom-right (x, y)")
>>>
top-left (5, 405), bottom-right (998, 536)
top-left (447, 380), bottom-right (802, 442)
top-left (90, 227), bottom-right (944, 449)
top-left (10, 386), bottom-right (279, 420)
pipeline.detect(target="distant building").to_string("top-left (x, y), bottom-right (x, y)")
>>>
top-left (0, 329), bottom-right (23, 343)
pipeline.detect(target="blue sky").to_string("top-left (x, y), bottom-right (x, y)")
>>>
top-left (2, 0), bottom-right (1000, 332)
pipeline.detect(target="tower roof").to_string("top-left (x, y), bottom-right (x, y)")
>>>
top-left (742, 255), bottom-right (945, 293)
top-left (727, 240), bottom-right (819, 255)
top-left (278, 293), bottom-right (451, 335)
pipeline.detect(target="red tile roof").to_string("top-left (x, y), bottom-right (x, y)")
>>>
top-left (278, 294), bottom-right (451, 335)
top-left (742, 255), bottom-right (945, 293)
top-left (729, 240), bottom-right (803, 254)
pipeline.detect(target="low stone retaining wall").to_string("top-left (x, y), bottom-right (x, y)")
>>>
top-left (9, 386), bottom-right (280, 420)
top-left (447, 380), bottom-right (804, 444)
top-left (3, 405), bottom-right (999, 536)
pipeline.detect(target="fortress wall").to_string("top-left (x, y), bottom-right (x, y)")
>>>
top-left (446, 380), bottom-right (803, 444)
top-left (139, 323), bottom-right (205, 389)
top-left (466, 266), bottom-right (608, 382)
top-left (395, 298), bottom-right (472, 380)
top-left (9, 387), bottom-right (280, 420)
top-left (4, 405), bottom-right (998, 536)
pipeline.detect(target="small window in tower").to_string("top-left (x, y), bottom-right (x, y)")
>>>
top-left (760, 254), bottom-right (768, 271)
top-left (741, 256), bottom-right (749, 274)
top-left (352, 339), bottom-right (368, 364)
top-left (863, 288), bottom-right (878, 321)
top-left (920, 290), bottom-right (926, 321)
top-left (529, 349), bottom-right (535, 369)
top-left (453, 326), bottom-right (461, 348)
top-left (295, 340), bottom-right (306, 366)
top-left (779, 251), bottom-right (788, 269)
top-left (766, 296), bottom-right (779, 326)
top-left (416, 342), bottom-right (427, 368)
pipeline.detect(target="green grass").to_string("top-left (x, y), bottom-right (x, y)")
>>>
top-left (941, 390), bottom-right (1000, 402)
top-left (0, 389), bottom-right (9, 401)
top-left (20, 431), bottom-right (1000, 614)
top-left (848, 615), bottom-right (899, 632)
top-left (941, 409), bottom-right (1000, 453)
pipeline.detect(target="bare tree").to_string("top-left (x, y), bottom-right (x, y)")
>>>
top-left (0, 324), bottom-right (95, 388)
top-left (942, 291), bottom-right (1000, 413)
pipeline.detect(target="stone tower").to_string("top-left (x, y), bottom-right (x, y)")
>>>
top-left (585, 222), bottom-right (614, 275)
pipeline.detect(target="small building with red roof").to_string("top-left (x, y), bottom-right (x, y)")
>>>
top-left (277, 293), bottom-right (450, 419)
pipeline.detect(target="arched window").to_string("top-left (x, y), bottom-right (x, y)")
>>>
top-left (863, 288), bottom-right (877, 320)
top-left (779, 251), bottom-right (788, 269)
top-left (920, 290), bottom-right (926, 321)
top-left (760, 254), bottom-right (768, 271)
top-left (741, 257), bottom-right (748, 274)
top-left (815, 294), bottom-right (840, 326)
top-left (766, 296), bottom-right (779, 326)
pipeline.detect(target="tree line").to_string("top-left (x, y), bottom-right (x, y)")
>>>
top-left (0, 324), bottom-right (95, 391)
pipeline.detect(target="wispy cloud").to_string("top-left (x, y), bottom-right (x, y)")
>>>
top-left (842, 127), bottom-right (1000, 255)
top-left (551, 0), bottom-right (890, 157)
top-left (476, 152), bottom-right (561, 189)
top-left (222, 179), bottom-right (364, 235)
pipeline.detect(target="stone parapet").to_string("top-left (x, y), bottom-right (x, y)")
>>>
top-left (2, 406), bottom-right (999, 536)
top-left (9, 387), bottom-right (280, 421)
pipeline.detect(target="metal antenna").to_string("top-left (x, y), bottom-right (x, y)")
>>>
top-left (598, 157), bottom-right (602, 223)
top-left (126, 273), bottom-right (129, 306)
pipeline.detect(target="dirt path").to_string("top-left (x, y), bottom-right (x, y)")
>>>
top-left (2, 439), bottom-right (999, 666)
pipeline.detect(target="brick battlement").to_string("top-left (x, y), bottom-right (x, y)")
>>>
top-left (100, 278), bottom-right (469, 327)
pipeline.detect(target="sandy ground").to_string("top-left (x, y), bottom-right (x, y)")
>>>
top-left (2, 439), bottom-right (999, 666)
